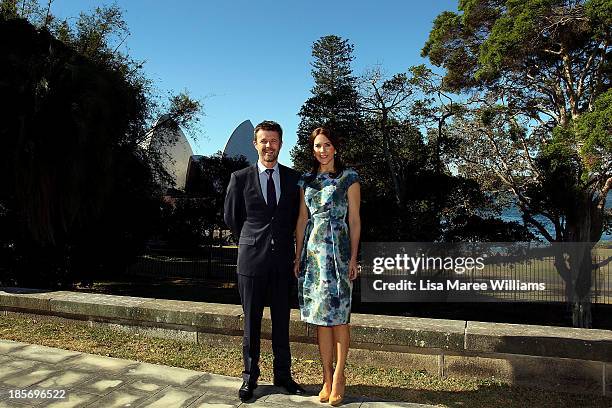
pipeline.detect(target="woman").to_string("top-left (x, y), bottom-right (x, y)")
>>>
top-left (294, 127), bottom-right (361, 406)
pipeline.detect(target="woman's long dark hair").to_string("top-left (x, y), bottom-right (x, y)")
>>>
top-left (307, 127), bottom-right (345, 181)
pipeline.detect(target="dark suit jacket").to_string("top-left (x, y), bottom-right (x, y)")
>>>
top-left (224, 163), bottom-right (300, 277)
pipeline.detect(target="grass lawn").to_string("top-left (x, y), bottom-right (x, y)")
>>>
top-left (0, 313), bottom-right (609, 407)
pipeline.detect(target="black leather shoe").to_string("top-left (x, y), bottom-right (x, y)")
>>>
top-left (238, 381), bottom-right (257, 401)
top-left (273, 377), bottom-right (306, 395)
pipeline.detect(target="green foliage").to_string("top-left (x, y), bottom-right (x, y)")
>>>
top-left (0, 17), bottom-right (160, 287)
top-left (0, 0), bottom-right (43, 24)
top-left (0, 0), bottom-right (18, 19)
top-left (169, 93), bottom-right (201, 125)
top-left (311, 35), bottom-right (355, 95)
top-left (72, 5), bottom-right (127, 57)
top-left (357, 122), bottom-right (433, 241)
top-left (424, 0), bottom-right (611, 238)
top-left (423, 0), bottom-right (610, 97)
top-left (293, 37), bottom-right (527, 242)
top-left (477, 0), bottom-right (557, 80)
top-left (425, 0), bottom-right (611, 326)
top-left (0, 3), bottom-right (202, 287)
top-left (291, 35), bottom-right (364, 173)
top-left (421, 10), bottom-right (478, 90)
top-left (585, 0), bottom-right (612, 38)
top-left (421, 11), bottom-right (463, 66)
top-left (543, 90), bottom-right (612, 181)
top-left (574, 89), bottom-right (612, 173)
top-left (153, 152), bottom-right (249, 249)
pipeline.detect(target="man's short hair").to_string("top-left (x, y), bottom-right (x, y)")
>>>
top-left (253, 120), bottom-right (283, 142)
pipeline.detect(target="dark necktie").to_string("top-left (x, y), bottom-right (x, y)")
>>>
top-left (265, 168), bottom-right (277, 212)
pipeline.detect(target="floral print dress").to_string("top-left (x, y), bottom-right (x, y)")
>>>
top-left (297, 168), bottom-right (360, 326)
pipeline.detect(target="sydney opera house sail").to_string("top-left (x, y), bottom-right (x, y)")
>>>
top-left (145, 115), bottom-right (193, 190)
top-left (223, 120), bottom-right (256, 163)
top-left (143, 117), bottom-right (256, 194)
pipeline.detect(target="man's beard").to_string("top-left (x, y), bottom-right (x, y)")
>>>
top-left (263, 151), bottom-right (278, 162)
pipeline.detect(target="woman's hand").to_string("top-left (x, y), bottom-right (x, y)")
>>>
top-left (349, 258), bottom-right (359, 281)
top-left (293, 259), bottom-right (300, 278)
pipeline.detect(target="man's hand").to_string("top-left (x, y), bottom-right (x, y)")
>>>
top-left (293, 259), bottom-right (300, 278)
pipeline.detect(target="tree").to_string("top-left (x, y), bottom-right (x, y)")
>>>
top-left (291, 35), bottom-right (365, 172)
top-left (294, 35), bottom-right (451, 241)
top-left (0, 3), bottom-right (202, 287)
top-left (408, 65), bottom-right (467, 174)
top-left (358, 65), bottom-right (530, 242)
top-left (358, 117), bottom-right (436, 241)
top-left (359, 67), bottom-right (415, 207)
top-left (177, 152), bottom-right (249, 246)
top-left (423, 0), bottom-right (611, 327)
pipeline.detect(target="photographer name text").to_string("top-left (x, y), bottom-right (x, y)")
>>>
top-left (372, 279), bottom-right (546, 291)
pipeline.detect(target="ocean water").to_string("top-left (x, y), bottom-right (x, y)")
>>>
top-left (500, 191), bottom-right (612, 241)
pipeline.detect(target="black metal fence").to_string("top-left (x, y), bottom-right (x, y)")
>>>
top-left (591, 256), bottom-right (612, 304)
top-left (470, 255), bottom-right (612, 304)
top-left (126, 246), bottom-right (612, 304)
top-left (126, 246), bottom-right (238, 281)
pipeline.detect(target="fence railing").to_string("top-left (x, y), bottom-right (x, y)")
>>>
top-left (126, 247), bottom-right (612, 304)
top-left (126, 246), bottom-right (238, 281)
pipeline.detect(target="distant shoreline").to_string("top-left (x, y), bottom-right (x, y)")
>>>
top-left (500, 191), bottom-right (612, 241)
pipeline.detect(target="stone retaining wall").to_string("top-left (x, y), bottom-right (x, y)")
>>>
top-left (1, 288), bottom-right (611, 395)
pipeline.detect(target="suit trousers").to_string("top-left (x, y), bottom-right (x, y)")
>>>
top-left (237, 261), bottom-right (291, 384)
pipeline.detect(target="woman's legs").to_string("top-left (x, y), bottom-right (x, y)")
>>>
top-left (317, 326), bottom-right (334, 398)
top-left (331, 324), bottom-right (350, 399)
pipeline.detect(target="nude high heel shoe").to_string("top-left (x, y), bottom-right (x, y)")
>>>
top-left (319, 376), bottom-right (332, 402)
top-left (319, 386), bottom-right (331, 403)
top-left (329, 393), bottom-right (343, 406)
top-left (329, 375), bottom-right (345, 406)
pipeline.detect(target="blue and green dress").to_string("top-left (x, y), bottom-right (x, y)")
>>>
top-left (297, 168), bottom-right (360, 326)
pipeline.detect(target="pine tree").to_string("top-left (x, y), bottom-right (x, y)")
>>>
top-left (291, 35), bottom-right (364, 172)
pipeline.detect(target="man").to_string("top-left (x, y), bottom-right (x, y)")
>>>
top-left (224, 120), bottom-right (305, 401)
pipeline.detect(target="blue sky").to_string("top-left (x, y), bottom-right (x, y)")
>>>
top-left (51, 0), bottom-right (457, 165)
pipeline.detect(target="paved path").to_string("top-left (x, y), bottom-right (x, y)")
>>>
top-left (0, 339), bottom-right (436, 408)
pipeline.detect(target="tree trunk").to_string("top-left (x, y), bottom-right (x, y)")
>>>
top-left (571, 243), bottom-right (594, 328)
top-left (557, 194), bottom-right (598, 327)
top-left (571, 296), bottom-right (592, 329)
top-left (553, 243), bottom-right (593, 328)
top-left (380, 114), bottom-right (402, 206)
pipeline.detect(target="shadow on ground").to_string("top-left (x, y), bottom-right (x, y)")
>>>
top-left (233, 382), bottom-right (609, 408)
